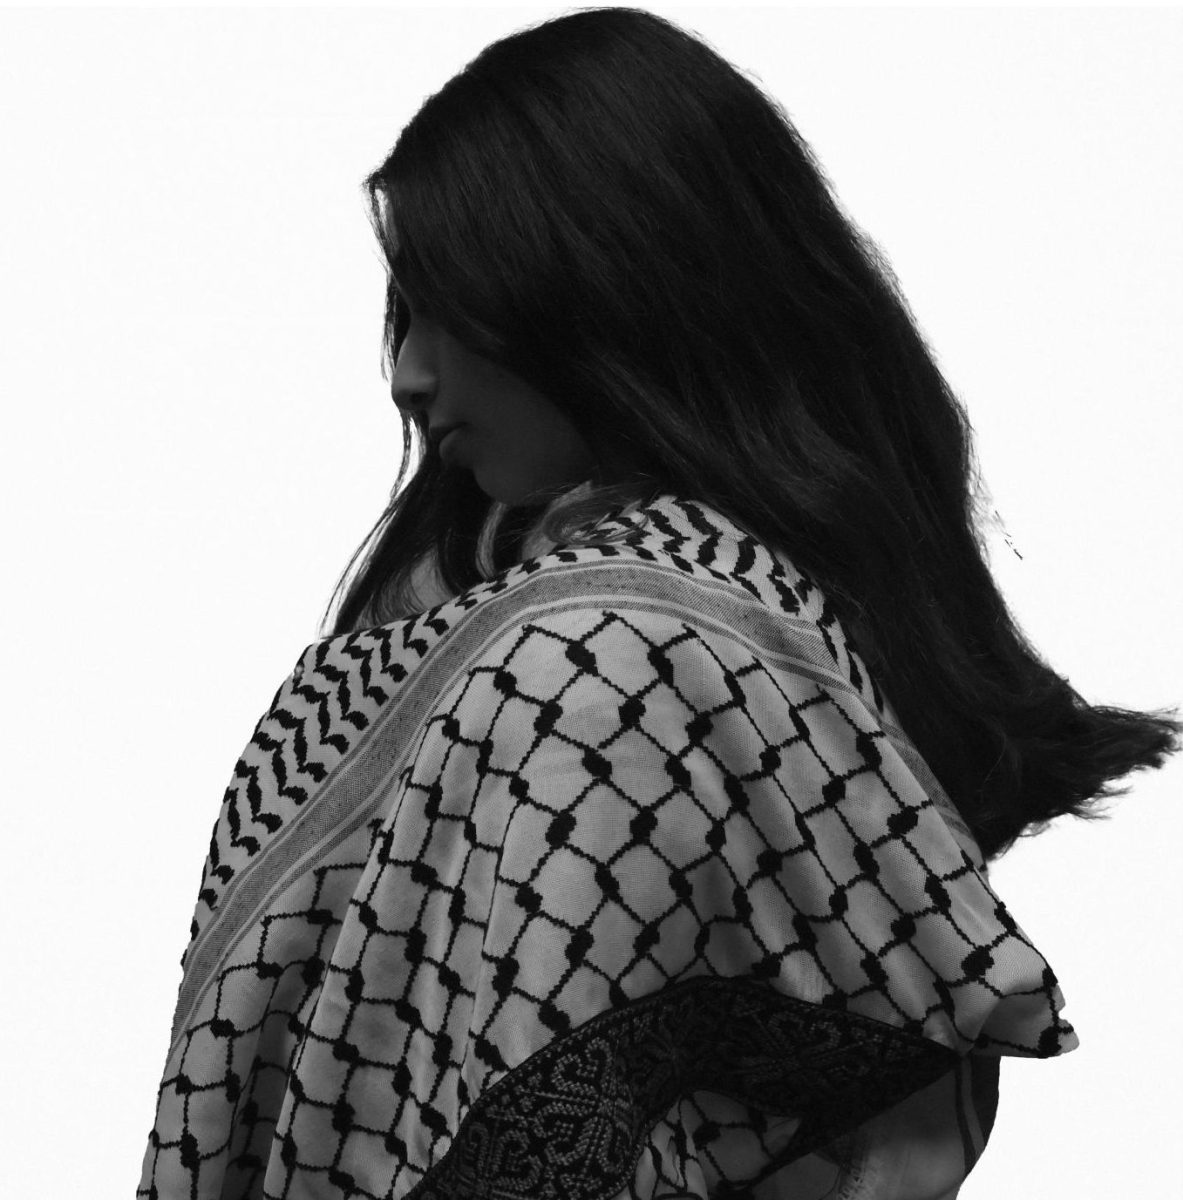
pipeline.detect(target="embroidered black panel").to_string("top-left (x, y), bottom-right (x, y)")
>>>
top-left (408, 975), bottom-right (958, 1200)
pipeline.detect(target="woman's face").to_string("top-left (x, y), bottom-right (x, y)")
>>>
top-left (391, 305), bottom-right (602, 507)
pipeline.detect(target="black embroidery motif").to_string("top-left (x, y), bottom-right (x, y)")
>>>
top-left (408, 976), bottom-right (958, 1200)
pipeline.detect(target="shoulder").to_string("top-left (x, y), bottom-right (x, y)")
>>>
top-left (307, 491), bottom-right (874, 739)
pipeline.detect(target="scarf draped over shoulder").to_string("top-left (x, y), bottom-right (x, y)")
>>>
top-left (138, 491), bottom-right (1077, 1200)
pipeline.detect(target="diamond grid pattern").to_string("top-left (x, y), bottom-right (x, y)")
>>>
top-left (140, 493), bottom-right (1074, 1200)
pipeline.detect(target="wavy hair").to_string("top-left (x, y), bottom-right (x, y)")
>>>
top-left (320, 6), bottom-right (1180, 865)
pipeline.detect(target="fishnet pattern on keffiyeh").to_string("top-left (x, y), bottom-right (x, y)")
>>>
top-left (140, 494), bottom-right (1075, 1200)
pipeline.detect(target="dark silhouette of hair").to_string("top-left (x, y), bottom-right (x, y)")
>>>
top-left (320, 6), bottom-right (1180, 865)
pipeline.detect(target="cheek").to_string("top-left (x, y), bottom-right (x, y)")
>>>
top-left (525, 428), bottom-right (596, 482)
top-left (521, 410), bottom-right (594, 463)
top-left (469, 419), bottom-right (597, 506)
top-left (465, 374), bottom-right (598, 489)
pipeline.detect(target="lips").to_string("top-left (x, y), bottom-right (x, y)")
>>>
top-left (428, 422), bottom-right (461, 450)
top-left (438, 427), bottom-right (464, 459)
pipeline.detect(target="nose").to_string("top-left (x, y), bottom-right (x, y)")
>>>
top-left (390, 326), bottom-right (437, 417)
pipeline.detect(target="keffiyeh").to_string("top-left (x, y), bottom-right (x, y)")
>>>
top-left (139, 490), bottom-right (1076, 1199)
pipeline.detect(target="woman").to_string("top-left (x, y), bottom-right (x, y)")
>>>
top-left (138, 8), bottom-right (1181, 1198)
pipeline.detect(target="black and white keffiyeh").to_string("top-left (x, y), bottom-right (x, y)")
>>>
top-left (139, 490), bottom-right (1076, 1199)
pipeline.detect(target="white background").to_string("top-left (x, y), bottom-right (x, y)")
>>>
top-left (2, 3), bottom-right (1181, 1195)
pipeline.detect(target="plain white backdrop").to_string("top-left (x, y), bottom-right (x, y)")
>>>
top-left (2, 3), bottom-right (1180, 1195)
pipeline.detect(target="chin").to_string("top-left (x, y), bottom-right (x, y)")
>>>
top-left (473, 471), bottom-right (540, 508)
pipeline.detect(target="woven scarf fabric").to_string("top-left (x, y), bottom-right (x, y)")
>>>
top-left (138, 491), bottom-right (1077, 1200)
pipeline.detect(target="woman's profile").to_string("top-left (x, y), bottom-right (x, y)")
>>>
top-left (138, 8), bottom-right (1181, 1198)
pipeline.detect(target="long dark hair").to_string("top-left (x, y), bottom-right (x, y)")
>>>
top-left (320, 6), bottom-right (1180, 864)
